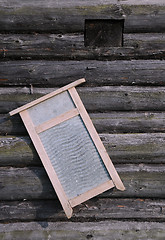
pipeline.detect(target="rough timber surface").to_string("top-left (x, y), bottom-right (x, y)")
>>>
top-left (0, 33), bottom-right (165, 60)
top-left (1, 111), bottom-right (165, 135)
top-left (0, 2), bottom-right (123, 34)
top-left (1, 133), bottom-right (165, 166)
top-left (0, 60), bottom-right (165, 86)
top-left (122, 4), bottom-right (165, 33)
top-left (1, 198), bottom-right (165, 222)
top-left (1, 86), bottom-right (165, 113)
top-left (0, 0), bottom-right (165, 237)
top-left (1, 164), bottom-right (165, 200)
top-left (0, 1), bottom-right (165, 33)
top-left (1, 221), bottom-right (165, 240)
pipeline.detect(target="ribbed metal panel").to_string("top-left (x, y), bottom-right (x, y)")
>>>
top-left (39, 115), bottom-right (111, 199)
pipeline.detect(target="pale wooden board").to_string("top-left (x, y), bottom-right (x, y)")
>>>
top-left (20, 109), bottom-right (73, 218)
top-left (35, 108), bottom-right (79, 134)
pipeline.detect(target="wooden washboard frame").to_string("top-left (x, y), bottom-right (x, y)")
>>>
top-left (9, 78), bottom-right (125, 218)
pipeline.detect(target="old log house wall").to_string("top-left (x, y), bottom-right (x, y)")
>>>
top-left (0, 0), bottom-right (165, 239)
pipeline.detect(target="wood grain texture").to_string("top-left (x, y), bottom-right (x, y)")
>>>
top-left (119, 0), bottom-right (165, 5)
top-left (1, 0), bottom-right (164, 8)
top-left (1, 133), bottom-right (165, 166)
top-left (0, 3), bottom-right (123, 34)
top-left (122, 4), bottom-right (165, 33)
top-left (0, 0), bottom-right (119, 8)
top-left (77, 86), bottom-right (165, 112)
top-left (91, 112), bottom-right (165, 134)
top-left (0, 1), bottom-right (164, 33)
top-left (1, 198), bottom-right (165, 221)
top-left (1, 164), bottom-right (165, 200)
top-left (0, 0), bottom-right (165, 233)
top-left (9, 79), bottom-right (85, 116)
top-left (0, 60), bottom-right (165, 87)
top-left (1, 86), bottom-right (165, 113)
top-left (1, 111), bottom-right (165, 135)
top-left (0, 34), bottom-right (164, 61)
top-left (1, 220), bottom-right (165, 240)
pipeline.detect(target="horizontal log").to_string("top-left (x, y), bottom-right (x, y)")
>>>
top-left (101, 133), bottom-right (165, 164)
top-left (1, 0), bottom-right (164, 8)
top-left (119, 0), bottom-right (165, 4)
top-left (1, 164), bottom-right (165, 200)
top-left (0, 114), bottom-right (26, 135)
top-left (1, 86), bottom-right (165, 113)
top-left (122, 4), bottom-right (165, 33)
top-left (0, 60), bottom-right (165, 86)
top-left (0, 198), bottom-right (165, 222)
top-left (125, 33), bottom-right (165, 50)
top-left (0, 34), bottom-right (165, 60)
top-left (91, 112), bottom-right (165, 133)
top-left (0, 136), bottom-right (40, 166)
top-left (0, 2), bottom-right (164, 33)
top-left (1, 133), bottom-right (165, 166)
top-left (1, 111), bottom-right (165, 135)
top-left (0, 3), bottom-right (123, 34)
top-left (1, 220), bottom-right (165, 240)
top-left (0, 0), bottom-right (119, 8)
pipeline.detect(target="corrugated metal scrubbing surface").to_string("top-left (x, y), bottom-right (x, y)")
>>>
top-left (39, 115), bottom-right (111, 199)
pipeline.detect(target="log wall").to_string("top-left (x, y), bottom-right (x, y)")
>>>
top-left (0, 0), bottom-right (165, 239)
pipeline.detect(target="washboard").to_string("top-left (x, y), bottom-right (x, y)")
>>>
top-left (9, 78), bottom-right (125, 218)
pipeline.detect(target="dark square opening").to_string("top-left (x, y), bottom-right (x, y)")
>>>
top-left (84, 19), bottom-right (124, 47)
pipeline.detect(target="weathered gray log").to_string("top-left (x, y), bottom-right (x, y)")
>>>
top-left (1, 0), bottom-right (164, 8)
top-left (101, 133), bottom-right (165, 164)
top-left (0, 164), bottom-right (165, 200)
top-left (1, 111), bottom-right (165, 135)
top-left (0, 1), bottom-right (164, 33)
top-left (1, 86), bottom-right (165, 113)
top-left (0, 3), bottom-right (123, 33)
top-left (119, 0), bottom-right (165, 5)
top-left (91, 112), bottom-right (165, 133)
top-left (1, 220), bottom-right (165, 240)
top-left (0, 136), bottom-right (40, 166)
top-left (0, 60), bottom-right (165, 87)
top-left (122, 4), bottom-right (165, 33)
top-left (0, 198), bottom-right (165, 222)
top-left (0, 0), bottom-right (119, 8)
top-left (0, 114), bottom-right (26, 135)
top-left (1, 133), bottom-right (165, 166)
top-left (125, 33), bottom-right (165, 50)
top-left (0, 34), bottom-right (165, 60)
